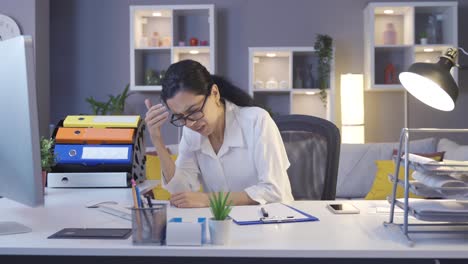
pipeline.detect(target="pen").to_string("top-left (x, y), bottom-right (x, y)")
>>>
top-left (261, 207), bottom-right (269, 217)
top-left (146, 195), bottom-right (153, 208)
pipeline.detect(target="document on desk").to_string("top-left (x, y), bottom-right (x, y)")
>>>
top-left (229, 203), bottom-right (318, 225)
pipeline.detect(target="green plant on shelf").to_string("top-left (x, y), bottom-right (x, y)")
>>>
top-left (40, 137), bottom-right (56, 173)
top-left (86, 84), bottom-right (130, 115)
top-left (145, 69), bottom-right (166, 86)
top-left (209, 192), bottom-right (233, 221)
top-left (314, 34), bottom-right (333, 108)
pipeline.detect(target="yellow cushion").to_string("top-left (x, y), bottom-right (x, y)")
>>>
top-left (365, 160), bottom-right (420, 200)
top-left (365, 154), bottom-right (443, 200)
top-left (145, 154), bottom-right (177, 200)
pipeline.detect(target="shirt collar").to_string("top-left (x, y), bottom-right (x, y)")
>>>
top-left (188, 101), bottom-right (245, 156)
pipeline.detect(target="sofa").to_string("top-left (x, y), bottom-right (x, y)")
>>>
top-left (148, 138), bottom-right (468, 200)
top-left (336, 137), bottom-right (468, 199)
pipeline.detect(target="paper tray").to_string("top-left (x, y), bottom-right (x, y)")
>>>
top-left (394, 199), bottom-right (468, 222)
top-left (388, 174), bottom-right (468, 199)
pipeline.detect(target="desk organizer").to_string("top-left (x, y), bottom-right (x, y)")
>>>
top-left (47, 115), bottom-right (146, 188)
top-left (385, 128), bottom-right (468, 246)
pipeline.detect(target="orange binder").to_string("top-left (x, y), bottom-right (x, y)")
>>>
top-left (55, 127), bottom-right (135, 144)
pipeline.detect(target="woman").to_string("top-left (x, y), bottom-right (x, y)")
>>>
top-left (145, 60), bottom-right (293, 208)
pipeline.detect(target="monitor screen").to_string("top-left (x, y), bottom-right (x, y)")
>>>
top-left (0, 36), bottom-right (44, 208)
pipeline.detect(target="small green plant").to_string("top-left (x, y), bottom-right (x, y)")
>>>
top-left (419, 31), bottom-right (427, 38)
top-left (209, 192), bottom-right (233, 221)
top-left (40, 137), bottom-right (56, 172)
top-left (86, 84), bottom-right (130, 115)
top-left (145, 69), bottom-right (166, 85)
top-left (314, 34), bottom-right (333, 108)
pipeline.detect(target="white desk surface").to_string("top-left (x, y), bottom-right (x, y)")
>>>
top-left (1, 188), bottom-right (467, 259)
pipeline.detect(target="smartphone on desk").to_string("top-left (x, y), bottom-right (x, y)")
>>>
top-left (327, 203), bottom-right (360, 214)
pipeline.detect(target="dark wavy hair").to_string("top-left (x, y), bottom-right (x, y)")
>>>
top-left (161, 60), bottom-right (256, 107)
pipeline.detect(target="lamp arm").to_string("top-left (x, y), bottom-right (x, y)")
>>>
top-left (455, 47), bottom-right (468, 70)
top-left (459, 47), bottom-right (468, 56)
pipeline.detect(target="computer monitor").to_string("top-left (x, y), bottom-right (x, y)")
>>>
top-left (0, 36), bottom-right (44, 235)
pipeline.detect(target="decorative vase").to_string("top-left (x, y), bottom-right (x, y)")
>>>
top-left (209, 218), bottom-right (231, 245)
top-left (426, 15), bottom-right (437, 44)
top-left (306, 64), bottom-right (315, 88)
top-left (189, 37), bottom-right (199, 46)
top-left (384, 63), bottom-right (397, 84)
top-left (294, 67), bottom-right (303, 88)
top-left (383, 23), bottom-right (397, 45)
top-left (420, 38), bottom-right (428, 45)
top-left (150, 32), bottom-right (160, 47)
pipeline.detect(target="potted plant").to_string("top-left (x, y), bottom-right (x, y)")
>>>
top-left (314, 34), bottom-right (333, 108)
top-left (420, 32), bottom-right (428, 45)
top-left (40, 137), bottom-right (56, 189)
top-left (208, 192), bottom-right (233, 245)
top-left (86, 84), bottom-right (131, 115)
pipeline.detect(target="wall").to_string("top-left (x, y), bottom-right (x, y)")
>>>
top-left (49, 0), bottom-right (468, 145)
top-left (0, 0), bottom-right (50, 138)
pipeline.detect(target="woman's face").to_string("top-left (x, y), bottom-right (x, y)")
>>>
top-left (166, 85), bottom-right (221, 136)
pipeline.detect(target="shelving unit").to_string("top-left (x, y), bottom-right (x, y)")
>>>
top-left (385, 128), bottom-right (468, 246)
top-left (364, 2), bottom-right (458, 92)
top-left (130, 5), bottom-right (215, 91)
top-left (248, 47), bottom-right (335, 122)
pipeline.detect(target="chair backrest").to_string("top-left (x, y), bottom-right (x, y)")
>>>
top-left (274, 115), bottom-right (340, 200)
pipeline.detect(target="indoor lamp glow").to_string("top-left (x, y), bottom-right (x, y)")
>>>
top-left (340, 74), bottom-right (364, 144)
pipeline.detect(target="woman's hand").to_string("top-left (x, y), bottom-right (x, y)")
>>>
top-left (170, 192), bottom-right (210, 208)
top-left (144, 99), bottom-right (169, 140)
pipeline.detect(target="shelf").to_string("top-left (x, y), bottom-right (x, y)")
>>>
top-left (131, 85), bottom-right (163, 92)
top-left (373, 6), bottom-right (413, 46)
top-left (414, 6), bottom-right (456, 45)
top-left (375, 44), bottom-right (413, 49)
top-left (291, 93), bottom-right (327, 118)
top-left (367, 84), bottom-right (404, 91)
top-left (173, 9), bottom-right (210, 48)
top-left (253, 88), bottom-right (291, 93)
top-left (135, 47), bottom-right (171, 51)
top-left (364, 2), bottom-right (457, 92)
top-left (291, 89), bottom-right (322, 95)
top-left (249, 47), bottom-right (334, 122)
top-left (374, 47), bottom-right (412, 86)
top-left (292, 51), bottom-right (319, 89)
top-left (130, 5), bottom-right (215, 91)
top-left (253, 93), bottom-right (290, 116)
top-left (173, 46), bottom-right (210, 53)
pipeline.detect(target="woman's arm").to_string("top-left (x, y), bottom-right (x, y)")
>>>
top-left (170, 191), bottom-right (257, 208)
top-left (244, 110), bottom-right (293, 205)
top-left (152, 136), bottom-right (176, 183)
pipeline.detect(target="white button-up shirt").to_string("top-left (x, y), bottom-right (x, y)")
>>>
top-left (163, 101), bottom-right (294, 204)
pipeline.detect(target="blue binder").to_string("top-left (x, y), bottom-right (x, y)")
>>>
top-left (54, 144), bottom-right (133, 166)
top-left (231, 204), bottom-right (319, 226)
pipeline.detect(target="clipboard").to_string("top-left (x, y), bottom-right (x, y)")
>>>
top-left (229, 203), bottom-right (319, 225)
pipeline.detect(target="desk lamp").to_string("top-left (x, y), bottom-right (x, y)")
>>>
top-left (399, 47), bottom-right (468, 111)
top-left (386, 47), bottom-right (468, 245)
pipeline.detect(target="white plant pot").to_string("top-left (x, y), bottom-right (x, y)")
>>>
top-left (209, 217), bottom-right (232, 245)
top-left (420, 38), bottom-right (428, 45)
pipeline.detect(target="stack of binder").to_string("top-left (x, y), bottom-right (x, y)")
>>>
top-left (48, 115), bottom-right (146, 188)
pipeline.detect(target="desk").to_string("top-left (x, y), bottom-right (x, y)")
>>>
top-left (1, 189), bottom-right (467, 263)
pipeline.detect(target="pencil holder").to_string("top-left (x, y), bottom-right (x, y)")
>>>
top-left (131, 204), bottom-right (167, 245)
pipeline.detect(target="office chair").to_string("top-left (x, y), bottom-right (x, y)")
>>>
top-left (274, 115), bottom-right (340, 200)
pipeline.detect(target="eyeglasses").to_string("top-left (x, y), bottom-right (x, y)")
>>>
top-left (169, 95), bottom-right (209, 127)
